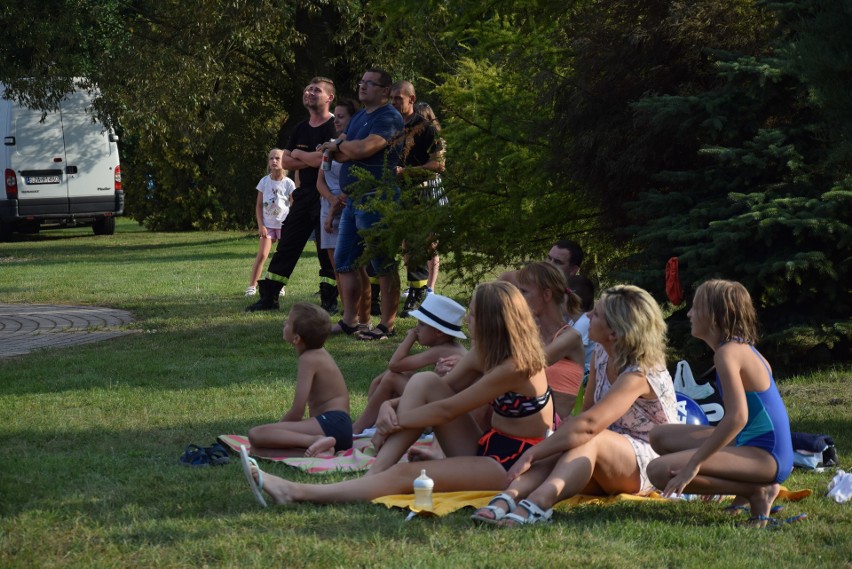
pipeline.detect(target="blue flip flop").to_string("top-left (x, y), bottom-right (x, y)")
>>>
top-left (205, 442), bottom-right (230, 466)
top-left (179, 444), bottom-right (210, 467)
top-left (240, 445), bottom-right (268, 508)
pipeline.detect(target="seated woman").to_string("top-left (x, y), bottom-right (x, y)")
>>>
top-left (516, 262), bottom-right (586, 420)
top-left (239, 281), bottom-right (553, 507)
top-left (472, 284), bottom-right (678, 525)
top-left (647, 280), bottom-right (794, 527)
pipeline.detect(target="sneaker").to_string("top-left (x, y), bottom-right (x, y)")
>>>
top-left (279, 286), bottom-right (286, 297)
top-left (425, 287), bottom-right (434, 295)
top-left (245, 286), bottom-right (257, 297)
top-left (401, 288), bottom-right (410, 298)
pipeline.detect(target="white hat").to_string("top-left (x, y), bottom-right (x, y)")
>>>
top-left (409, 294), bottom-right (467, 339)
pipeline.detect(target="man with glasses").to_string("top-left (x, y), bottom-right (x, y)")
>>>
top-left (321, 68), bottom-right (404, 340)
top-left (247, 77), bottom-right (339, 312)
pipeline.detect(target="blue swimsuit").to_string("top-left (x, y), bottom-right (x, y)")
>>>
top-left (715, 346), bottom-right (793, 483)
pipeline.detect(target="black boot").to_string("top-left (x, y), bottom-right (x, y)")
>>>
top-left (400, 286), bottom-right (427, 318)
top-left (370, 283), bottom-right (382, 316)
top-left (319, 281), bottom-right (338, 314)
top-left (245, 279), bottom-right (284, 312)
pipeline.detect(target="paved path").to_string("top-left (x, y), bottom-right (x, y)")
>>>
top-left (0, 304), bottom-right (135, 359)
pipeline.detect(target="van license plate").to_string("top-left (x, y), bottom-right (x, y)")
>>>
top-left (25, 176), bottom-right (61, 185)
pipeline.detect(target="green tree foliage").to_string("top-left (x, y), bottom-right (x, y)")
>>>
top-left (626, 1), bottom-right (851, 365)
top-left (102, 0), bottom-right (374, 230)
top-left (368, 1), bottom-right (619, 286)
top-left (1, 0), bottom-right (382, 230)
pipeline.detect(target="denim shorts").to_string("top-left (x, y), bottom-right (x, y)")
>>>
top-left (334, 195), bottom-right (396, 274)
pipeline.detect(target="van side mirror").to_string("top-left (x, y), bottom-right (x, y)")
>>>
top-left (4, 136), bottom-right (14, 146)
top-left (108, 133), bottom-right (119, 142)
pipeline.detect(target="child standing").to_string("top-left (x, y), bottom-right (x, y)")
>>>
top-left (647, 279), bottom-right (794, 527)
top-left (246, 148), bottom-right (295, 297)
top-left (352, 294), bottom-right (468, 434)
top-left (247, 302), bottom-right (353, 458)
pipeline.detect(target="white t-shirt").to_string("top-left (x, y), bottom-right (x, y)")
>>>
top-left (568, 312), bottom-right (595, 371)
top-left (257, 175), bottom-right (295, 229)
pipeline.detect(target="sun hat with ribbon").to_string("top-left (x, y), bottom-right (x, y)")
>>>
top-left (409, 294), bottom-right (467, 339)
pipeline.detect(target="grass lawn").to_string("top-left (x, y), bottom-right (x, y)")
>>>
top-left (0, 219), bottom-right (849, 568)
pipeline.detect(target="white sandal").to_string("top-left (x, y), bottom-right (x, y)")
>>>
top-left (239, 445), bottom-right (268, 508)
top-left (500, 499), bottom-right (553, 526)
top-left (471, 492), bottom-right (517, 524)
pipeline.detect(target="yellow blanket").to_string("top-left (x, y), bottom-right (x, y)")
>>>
top-left (372, 487), bottom-right (811, 517)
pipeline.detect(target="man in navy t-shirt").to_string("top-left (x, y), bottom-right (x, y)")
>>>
top-left (321, 68), bottom-right (403, 340)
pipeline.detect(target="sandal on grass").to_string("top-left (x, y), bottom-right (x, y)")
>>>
top-left (723, 504), bottom-right (783, 515)
top-left (471, 493), bottom-right (517, 525)
top-left (332, 320), bottom-right (360, 335)
top-left (240, 445), bottom-right (268, 508)
top-left (179, 444), bottom-right (210, 467)
top-left (741, 513), bottom-right (807, 529)
top-left (499, 499), bottom-right (553, 527)
top-left (357, 323), bottom-right (395, 341)
top-left (205, 442), bottom-right (230, 466)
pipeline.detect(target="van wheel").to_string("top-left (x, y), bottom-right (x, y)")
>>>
top-left (93, 217), bottom-right (116, 236)
top-left (0, 221), bottom-right (13, 242)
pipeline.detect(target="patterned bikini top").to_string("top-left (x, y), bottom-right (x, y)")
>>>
top-left (491, 388), bottom-right (553, 418)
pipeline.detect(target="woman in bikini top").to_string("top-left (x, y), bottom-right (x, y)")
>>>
top-left (240, 281), bottom-right (554, 508)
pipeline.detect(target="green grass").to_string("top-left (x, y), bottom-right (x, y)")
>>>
top-left (1, 219), bottom-right (850, 568)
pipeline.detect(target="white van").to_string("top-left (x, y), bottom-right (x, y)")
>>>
top-left (1, 85), bottom-right (122, 240)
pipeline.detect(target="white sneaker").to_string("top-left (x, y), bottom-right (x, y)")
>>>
top-left (279, 286), bottom-right (286, 297)
top-left (245, 286), bottom-right (257, 297)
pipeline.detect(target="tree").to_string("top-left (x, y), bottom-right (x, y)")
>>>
top-left (365, 1), bottom-right (620, 286)
top-left (626, 0), bottom-right (851, 366)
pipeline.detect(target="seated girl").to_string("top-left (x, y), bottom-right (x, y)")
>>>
top-left (472, 284), bottom-right (678, 525)
top-left (516, 262), bottom-right (586, 420)
top-left (352, 293), bottom-right (467, 435)
top-left (646, 279), bottom-right (794, 527)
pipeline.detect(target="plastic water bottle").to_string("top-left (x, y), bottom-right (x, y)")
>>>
top-left (321, 138), bottom-right (336, 171)
top-left (413, 469), bottom-right (434, 510)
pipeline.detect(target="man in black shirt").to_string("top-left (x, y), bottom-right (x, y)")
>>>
top-left (247, 77), bottom-right (339, 312)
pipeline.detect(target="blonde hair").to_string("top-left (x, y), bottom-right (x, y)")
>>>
top-left (472, 281), bottom-right (546, 377)
top-left (692, 279), bottom-right (759, 344)
top-left (599, 285), bottom-right (667, 374)
top-left (518, 261), bottom-right (567, 308)
top-left (266, 148), bottom-right (288, 176)
top-left (287, 302), bottom-right (331, 350)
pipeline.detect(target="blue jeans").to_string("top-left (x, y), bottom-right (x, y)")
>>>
top-left (334, 195), bottom-right (395, 274)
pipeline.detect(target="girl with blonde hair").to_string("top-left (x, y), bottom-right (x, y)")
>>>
top-left (472, 284), bottom-right (678, 525)
top-left (240, 281), bottom-right (556, 507)
top-left (647, 280), bottom-right (795, 527)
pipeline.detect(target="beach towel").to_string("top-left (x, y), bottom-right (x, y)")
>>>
top-left (372, 486), bottom-right (812, 517)
top-left (217, 434), bottom-right (433, 474)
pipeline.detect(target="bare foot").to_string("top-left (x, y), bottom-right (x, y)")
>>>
top-left (407, 445), bottom-right (443, 462)
top-left (746, 483), bottom-right (781, 523)
top-left (305, 436), bottom-right (337, 458)
top-left (249, 462), bottom-right (297, 505)
top-left (723, 495), bottom-right (749, 515)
